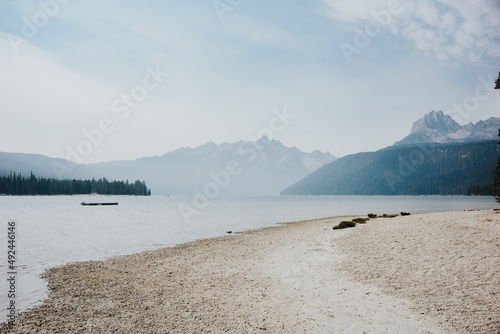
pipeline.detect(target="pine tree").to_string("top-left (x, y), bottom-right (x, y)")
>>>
top-left (494, 72), bottom-right (500, 202)
top-left (494, 129), bottom-right (500, 203)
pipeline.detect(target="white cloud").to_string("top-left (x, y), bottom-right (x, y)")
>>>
top-left (402, 22), bottom-right (444, 56)
top-left (454, 30), bottom-right (473, 48)
top-left (322, 0), bottom-right (500, 63)
top-left (322, 0), bottom-right (389, 22)
top-left (415, 0), bottom-right (440, 26)
top-left (438, 11), bottom-right (455, 32)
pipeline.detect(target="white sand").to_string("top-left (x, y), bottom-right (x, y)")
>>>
top-left (337, 210), bottom-right (500, 333)
top-left (1, 210), bottom-right (498, 333)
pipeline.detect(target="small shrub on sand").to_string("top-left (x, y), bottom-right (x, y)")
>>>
top-left (367, 213), bottom-right (377, 218)
top-left (401, 212), bottom-right (411, 216)
top-left (352, 217), bottom-right (369, 223)
top-left (333, 221), bottom-right (356, 230)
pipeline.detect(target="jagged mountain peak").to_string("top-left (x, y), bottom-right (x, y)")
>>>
top-left (156, 137), bottom-right (335, 168)
top-left (410, 110), bottom-right (462, 135)
top-left (257, 135), bottom-right (272, 143)
top-left (124, 138), bottom-right (336, 195)
top-left (396, 111), bottom-right (500, 146)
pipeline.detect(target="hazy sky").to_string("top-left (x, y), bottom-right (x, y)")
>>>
top-left (0, 0), bottom-right (499, 163)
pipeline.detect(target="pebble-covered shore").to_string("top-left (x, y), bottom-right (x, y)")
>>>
top-left (1, 210), bottom-right (498, 333)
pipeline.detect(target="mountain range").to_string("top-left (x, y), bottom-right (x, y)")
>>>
top-left (2, 110), bottom-right (498, 196)
top-left (395, 110), bottom-right (500, 146)
top-left (0, 137), bottom-right (336, 196)
top-left (282, 111), bottom-right (500, 196)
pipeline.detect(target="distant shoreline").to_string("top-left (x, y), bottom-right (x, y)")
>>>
top-left (0, 193), bottom-right (496, 197)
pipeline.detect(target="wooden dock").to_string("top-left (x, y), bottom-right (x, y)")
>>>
top-left (81, 202), bottom-right (118, 206)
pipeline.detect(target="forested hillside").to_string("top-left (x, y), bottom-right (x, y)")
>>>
top-left (281, 140), bottom-right (499, 196)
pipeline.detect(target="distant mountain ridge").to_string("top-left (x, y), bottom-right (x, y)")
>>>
top-left (281, 140), bottom-right (498, 195)
top-left (82, 137), bottom-right (336, 195)
top-left (0, 138), bottom-right (336, 196)
top-left (282, 110), bottom-right (500, 196)
top-left (133, 137), bottom-right (333, 172)
top-left (395, 110), bottom-right (500, 146)
top-left (0, 152), bottom-right (79, 178)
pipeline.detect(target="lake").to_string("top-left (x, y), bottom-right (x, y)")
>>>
top-left (0, 194), bottom-right (497, 320)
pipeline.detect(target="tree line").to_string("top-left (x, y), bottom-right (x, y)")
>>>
top-left (0, 172), bottom-right (151, 196)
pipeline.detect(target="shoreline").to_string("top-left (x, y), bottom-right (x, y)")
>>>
top-left (2, 210), bottom-right (499, 333)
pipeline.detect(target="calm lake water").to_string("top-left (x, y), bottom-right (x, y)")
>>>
top-left (0, 195), bottom-right (497, 320)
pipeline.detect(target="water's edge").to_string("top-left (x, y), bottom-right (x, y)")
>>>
top-left (0, 195), bottom-right (496, 320)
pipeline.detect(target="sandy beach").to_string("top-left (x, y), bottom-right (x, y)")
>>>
top-left (1, 210), bottom-right (499, 333)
